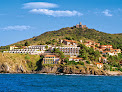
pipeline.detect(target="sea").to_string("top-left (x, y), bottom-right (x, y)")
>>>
top-left (0, 74), bottom-right (121, 92)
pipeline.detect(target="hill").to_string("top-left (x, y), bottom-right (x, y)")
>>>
top-left (1, 27), bottom-right (122, 50)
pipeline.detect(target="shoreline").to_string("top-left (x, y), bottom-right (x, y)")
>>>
top-left (0, 72), bottom-right (122, 76)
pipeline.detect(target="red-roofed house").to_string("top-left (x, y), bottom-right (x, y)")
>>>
top-left (95, 63), bottom-right (103, 68)
top-left (100, 45), bottom-right (113, 50)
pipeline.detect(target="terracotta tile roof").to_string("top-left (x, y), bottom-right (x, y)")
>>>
top-left (101, 45), bottom-right (112, 46)
top-left (44, 55), bottom-right (56, 57)
top-left (96, 63), bottom-right (103, 65)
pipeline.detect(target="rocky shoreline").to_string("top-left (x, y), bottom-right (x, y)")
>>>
top-left (0, 64), bottom-right (121, 76)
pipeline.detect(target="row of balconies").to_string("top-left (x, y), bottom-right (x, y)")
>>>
top-left (11, 49), bottom-right (39, 51)
top-left (8, 51), bottom-right (36, 53)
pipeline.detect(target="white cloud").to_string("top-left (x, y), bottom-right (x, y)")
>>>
top-left (102, 9), bottom-right (112, 16)
top-left (23, 2), bottom-right (58, 9)
top-left (30, 9), bottom-right (83, 17)
top-left (1, 25), bottom-right (31, 31)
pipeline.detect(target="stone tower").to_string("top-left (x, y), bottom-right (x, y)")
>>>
top-left (79, 22), bottom-right (82, 25)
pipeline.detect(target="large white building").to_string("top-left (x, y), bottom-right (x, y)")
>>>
top-left (3, 45), bottom-right (51, 55)
top-left (51, 46), bottom-right (80, 56)
top-left (27, 45), bottom-right (51, 51)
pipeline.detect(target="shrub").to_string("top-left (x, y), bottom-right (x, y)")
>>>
top-left (86, 61), bottom-right (90, 64)
top-left (25, 55), bottom-right (30, 60)
top-left (103, 64), bottom-right (110, 70)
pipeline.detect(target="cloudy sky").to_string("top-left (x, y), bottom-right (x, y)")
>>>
top-left (0, 0), bottom-right (122, 46)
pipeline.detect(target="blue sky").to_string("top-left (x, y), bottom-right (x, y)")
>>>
top-left (0, 0), bottom-right (122, 46)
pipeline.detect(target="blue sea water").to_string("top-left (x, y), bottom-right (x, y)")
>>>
top-left (0, 74), bottom-right (122, 92)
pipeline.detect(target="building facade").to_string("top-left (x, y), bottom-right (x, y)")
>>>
top-left (51, 46), bottom-right (80, 56)
top-left (100, 45), bottom-right (113, 50)
top-left (61, 39), bottom-right (77, 46)
top-left (76, 22), bottom-right (87, 29)
top-left (43, 55), bottom-right (60, 64)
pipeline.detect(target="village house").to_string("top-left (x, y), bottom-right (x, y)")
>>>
top-left (95, 63), bottom-right (103, 68)
top-left (10, 46), bottom-right (18, 50)
top-left (108, 51), bottom-right (118, 56)
top-left (99, 57), bottom-right (107, 63)
top-left (100, 45), bottom-right (113, 50)
top-left (110, 49), bottom-right (121, 53)
top-left (42, 55), bottom-right (60, 64)
top-left (102, 51), bottom-right (109, 55)
top-left (60, 39), bottom-right (77, 46)
top-left (83, 40), bottom-right (100, 49)
top-left (69, 57), bottom-right (83, 62)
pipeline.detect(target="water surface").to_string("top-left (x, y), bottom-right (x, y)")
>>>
top-left (0, 74), bottom-right (121, 92)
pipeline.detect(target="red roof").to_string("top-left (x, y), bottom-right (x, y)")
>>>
top-left (96, 63), bottom-right (103, 65)
top-left (44, 55), bottom-right (56, 57)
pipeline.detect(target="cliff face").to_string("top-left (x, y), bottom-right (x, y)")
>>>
top-left (38, 65), bottom-right (107, 75)
top-left (0, 53), bottom-right (41, 73)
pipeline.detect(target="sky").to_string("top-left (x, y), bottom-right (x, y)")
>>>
top-left (0, 0), bottom-right (122, 46)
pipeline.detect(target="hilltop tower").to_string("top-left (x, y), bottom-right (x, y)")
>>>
top-left (76, 22), bottom-right (87, 29)
top-left (79, 22), bottom-right (82, 25)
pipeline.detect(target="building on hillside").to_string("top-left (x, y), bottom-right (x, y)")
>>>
top-left (27, 45), bottom-right (51, 51)
top-left (99, 57), bottom-right (107, 63)
top-left (110, 49), bottom-right (121, 53)
top-left (84, 44), bottom-right (95, 49)
top-left (83, 40), bottom-right (100, 47)
top-left (42, 55), bottom-right (60, 64)
top-left (76, 22), bottom-right (87, 29)
top-left (60, 39), bottom-right (77, 46)
top-left (4, 45), bottom-right (52, 55)
top-left (51, 46), bottom-right (80, 56)
top-left (108, 51), bottom-right (118, 56)
top-left (3, 49), bottom-right (43, 55)
top-left (85, 40), bottom-right (95, 45)
top-left (10, 46), bottom-right (18, 50)
top-left (102, 51), bottom-right (109, 55)
top-left (69, 57), bottom-right (83, 62)
top-left (100, 45), bottom-right (113, 50)
top-left (95, 63), bottom-right (103, 68)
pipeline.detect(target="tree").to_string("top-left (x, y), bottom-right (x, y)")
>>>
top-left (86, 61), bottom-right (90, 64)
top-left (53, 48), bottom-right (65, 61)
top-left (45, 45), bottom-right (48, 50)
top-left (25, 41), bottom-right (30, 46)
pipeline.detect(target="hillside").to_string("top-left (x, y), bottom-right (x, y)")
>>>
top-left (1, 27), bottom-right (122, 50)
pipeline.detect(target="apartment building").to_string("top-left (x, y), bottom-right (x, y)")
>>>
top-left (51, 46), bottom-right (80, 56)
top-left (3, 49), bottom-right (43, 54)
top-left (27, 45), bottom-right (50, 51)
